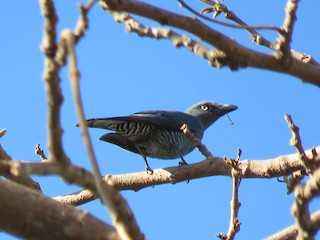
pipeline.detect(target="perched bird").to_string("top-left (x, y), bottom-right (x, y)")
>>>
top-left (79, 101), bottom-right (237, 174)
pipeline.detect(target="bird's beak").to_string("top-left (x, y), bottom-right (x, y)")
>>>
top-left (218, 104), bottom-right (238, 114)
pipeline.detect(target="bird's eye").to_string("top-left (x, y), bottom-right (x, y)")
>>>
top-left (201, 105), bottom-right (209, 111)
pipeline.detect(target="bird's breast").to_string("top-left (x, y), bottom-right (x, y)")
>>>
top-left (136, 129), bottom-right (197, 159)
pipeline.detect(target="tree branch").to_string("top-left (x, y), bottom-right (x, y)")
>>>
top-left (61, 28), bottom-right (145, 240)
top-left (265, 209), bottom-right (320, 240)
top-left (218, 151), bottom-right (242, 240)
top-left (285, 114), bottom-right (317, 173)
top-left (39, 0), bottom-right (68, 164)
top-left (180, 123), bottom-right (213, 158)
top-left (181, 0), bottom-right (276, 50)
top-left (107, 10), bottom-right (226, 68)
top-left (275, 0), bottom-right (299, 61)
top-left (51, 146), bottom-right (320, 205)
top-left (99, 0), bottom-right (320, 86)
top-left (291, 166), bottom-right (320, 239)
top-left (0, 133), bottom-right (41, 191)
top-left (0, 179), bottom-right (120, 240)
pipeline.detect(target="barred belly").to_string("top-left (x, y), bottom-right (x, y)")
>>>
top-left (137, 129), bottom-right (196, 159)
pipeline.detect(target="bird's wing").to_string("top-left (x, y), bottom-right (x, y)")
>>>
top-left (99, 133), bottom-right (140, 154)
top-left (83, 110), bottom-right (201, 134)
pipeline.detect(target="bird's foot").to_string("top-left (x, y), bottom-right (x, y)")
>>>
top-left (178, 158), bottom-right (190, 183)
top-left (178, 159), bottom-right (188, 167)
top-left (146, 166), bottom-right (154, 175)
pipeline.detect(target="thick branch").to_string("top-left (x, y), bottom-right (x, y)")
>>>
top-left (52, 146), bottom-right (320, 205)
top-left (0, 147), bottom-right (318, 207)
top-left (0, 156), bottom-right (145, 240)
top-left (99, 0), bottom-right (320, 86)
top-left (0, 179), bottom-right (120, 240)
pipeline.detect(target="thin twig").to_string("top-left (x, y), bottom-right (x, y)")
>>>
top-left (284, 114), bottom-right (320, 239)
top-left (35, 144), bottom-right (48, 161)
top-left (223, 10), bottom-right (275, 50)
top-left (285, 114), bottom-right (315, 173)
top-left (180, 123), bottom-right (214, 158)
top-left (62, 29), bottom-right (144, 240)
top-left (99, 0), bottom-right (320, 86)
top-left (108, 10), bottom-right (227, 68)
top-left (275, 0), bottom-right (299, 61)
top-left (182, 0), bottom-right (278, 50)
top-left (0, 129), bottom-right (6, 138)
top-left (179, 0), bottom-right (281, 32)
top-left (74, 0), bottom-right (96, 40)
top-left (291, 167), bottom-right (320, 240)
top-left (0, 143), bottom-right (41, 191)
top-left (61, 28), bottom-right (105, 216)
top-left (218, 150), bottom-right (241, 240)
top-left (39, 1), bottom-right (145, 238)
top-left (55, 0), bottom-right (96, 66)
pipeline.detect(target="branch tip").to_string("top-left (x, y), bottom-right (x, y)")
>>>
top-left (0, 129), bottom-right (7, 139)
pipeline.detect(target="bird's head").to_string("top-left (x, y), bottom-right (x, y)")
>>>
top-left (185, 101), bottom-right (238, 130)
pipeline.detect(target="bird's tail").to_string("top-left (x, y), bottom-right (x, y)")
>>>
top-left (76, 117), bottom-right (132, 131)
top-left (76, 118), bottom-right (113, 129)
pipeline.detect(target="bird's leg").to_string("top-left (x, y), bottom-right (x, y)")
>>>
top-left (178, 155), bottom-right (188, 167)
top-left (143, 156), bottom-right (153, 175)
top-left (178, 154), bottom-right (190, 183)
top-left (134, 144), bottom-right (154, 174)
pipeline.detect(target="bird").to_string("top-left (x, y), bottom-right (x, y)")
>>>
top-left (78, 101), bottom-right (237, 174)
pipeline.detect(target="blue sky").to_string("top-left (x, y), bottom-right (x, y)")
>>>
top-left (1, 0), bottom-right (319, 239)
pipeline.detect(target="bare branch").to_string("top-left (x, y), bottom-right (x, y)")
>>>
top-left (291, 167), bottom-right (320, 239)
top-left (285, 114), bottom-right (316, 173)
top-left (181, 0), bottom-right (276, 49)
top-left (0, 151), bottom-right (145, 240)
top-left (226, 153), bottom-right (241, 240)
top-left (39, 0), bottom-right (57, 57)
top-left (61, 28), bottom-right (145, 240)
top-left (180, 123), bottom-right (213, 158)
top-left (107, 10), bottom-right (225, 67)
top-left (223, 10), bottom-right (275, 50)
top-left (0, 140), bottom-right (41, 191)
top-left (99, 0), bottom-right (320, 86)
top-left (275, 0), bottom-right (299, 61)
top-left (218, 150), bottom-right (242, 240)
top-left (265, 209), bottom-right (320, 240)
top-left (181, 0), bottom-right (280, 32)
top-left (283, 114), bottom-right (320, 239)
top-left (51, 146), bottom-right (320, 205)
top-left (0, 129), bottom-right (6, 138)
top-left (35, 143), bottom-right (48, 161)
top-left (74, 0), bottom-right (96, 39)
top-left (39, 0), bottom-right (97, 164)
top-left (0, 179), bottom-right (120, 240)
top-left (39, 0), bottom-right (68, 164)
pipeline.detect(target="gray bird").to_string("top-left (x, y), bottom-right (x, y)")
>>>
top-left (79, 101), bottom-right (237, 173)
